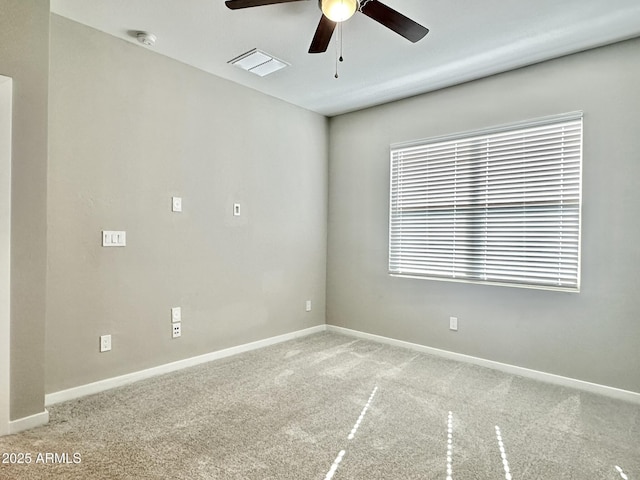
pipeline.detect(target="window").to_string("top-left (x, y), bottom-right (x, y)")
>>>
top-left (389, 113), bottom-right (582, 291)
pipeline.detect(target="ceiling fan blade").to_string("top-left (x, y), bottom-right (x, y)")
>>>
top-left (360, 0), bottom-right (429, 43)
top-left (225, 0), bottom-right (306, 10)
top-left (308, 15), bottom-right (337, 53)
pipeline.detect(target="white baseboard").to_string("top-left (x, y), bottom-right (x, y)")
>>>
top-left (327, 325), bottom-right (640, 405)
top-left (9, 410), bottom-right (49, 435)
top-left (45, 323), bottom-right (639, 408)
top-left (46, 324), bottom-right (326, 406)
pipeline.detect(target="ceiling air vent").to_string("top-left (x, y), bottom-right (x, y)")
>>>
top-left (228, 48), bottom-right (289, 77)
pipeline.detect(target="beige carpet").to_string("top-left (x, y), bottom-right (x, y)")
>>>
top-left (1, 332), bottom-right (638, 479)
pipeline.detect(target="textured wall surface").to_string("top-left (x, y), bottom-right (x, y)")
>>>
top-left (327, 38), bottom-right (640, 392)
top-left (0, 0), bottom-right (49, 420)
top-left (47, 15), bottom-right (328, 393)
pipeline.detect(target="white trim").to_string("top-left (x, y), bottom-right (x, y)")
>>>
top-left (0, 76), bottom-right (13, 437)
top-left (46, 325), bottom-right (326, 406)
top-left (8, 410), bottom-right (49, 435)
top-left (44, 323), bottom-right (639, 410)
top-left (326, 325), bottom-right (640, 405)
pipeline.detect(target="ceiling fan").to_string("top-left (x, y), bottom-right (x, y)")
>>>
top-left (224, 0), bottom-right (429, 54)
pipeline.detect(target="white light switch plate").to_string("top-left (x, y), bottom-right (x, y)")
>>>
top-left (233, 203), bottom-right (241, 216)
top-left (449, 316), bottom-right (458, 331)
top-left (102, 231), bottom-right (126, 247)
top-left (172, 197), bottom-right (182, 212)
top-left (171, 307), bottom-right (181, 323)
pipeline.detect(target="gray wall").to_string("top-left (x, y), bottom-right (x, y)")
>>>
top-left (0, 0), bottom-right (49, 420)
top-left (46, 16), bottom-right (328, 393)
top-left (327, 38), bottom-right (640, 393)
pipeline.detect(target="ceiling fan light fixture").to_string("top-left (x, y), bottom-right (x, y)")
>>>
top-left (321, 0), bottom-right (358, 22)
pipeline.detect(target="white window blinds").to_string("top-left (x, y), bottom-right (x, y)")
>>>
top-left (389, 113), bottom-right (582, 291)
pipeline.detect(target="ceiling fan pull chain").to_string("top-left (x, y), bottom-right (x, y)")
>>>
top-left (334, 23), bottom-right (341, 78)
top-left (339, 22), bottom-right (344, 62)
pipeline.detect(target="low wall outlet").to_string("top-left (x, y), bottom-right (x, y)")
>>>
top-left (171, 307), bottom-right (181, 323)
top-left (449, 316), bottom-right (458, 331)
top-left (100, 334), bottom-right (112, 352)
top-left (305, 300), bottom-right (312, 312)
top-left (172, 323), bottom-right (181, 338)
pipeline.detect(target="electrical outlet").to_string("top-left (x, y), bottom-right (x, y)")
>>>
top-left (449, 316), bottom-right (458, 331)
top-left (233, 203), bottom-right (241, 216)
top-left (305, 300), bottom-right (312, 312)
top-left (100, 334), bottom-right (112, 352)
top-left (171, 307), bottom-right (181, 323)
top-left (172, 323), bottom-right (181, 338)
top-left (172, 196), bottom-right (182, 212)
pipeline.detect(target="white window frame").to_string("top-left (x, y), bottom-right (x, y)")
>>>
top-left (389, 112), bottom-right (583, 292)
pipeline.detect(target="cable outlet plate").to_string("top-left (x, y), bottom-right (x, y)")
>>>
top-left (100, 334), bottom-right (112, 352)
top-left (172, 323), bottom-right (181, 338)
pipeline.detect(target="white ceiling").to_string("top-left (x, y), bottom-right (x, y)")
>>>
top-left (50, 0), bottom-right (640, 117)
